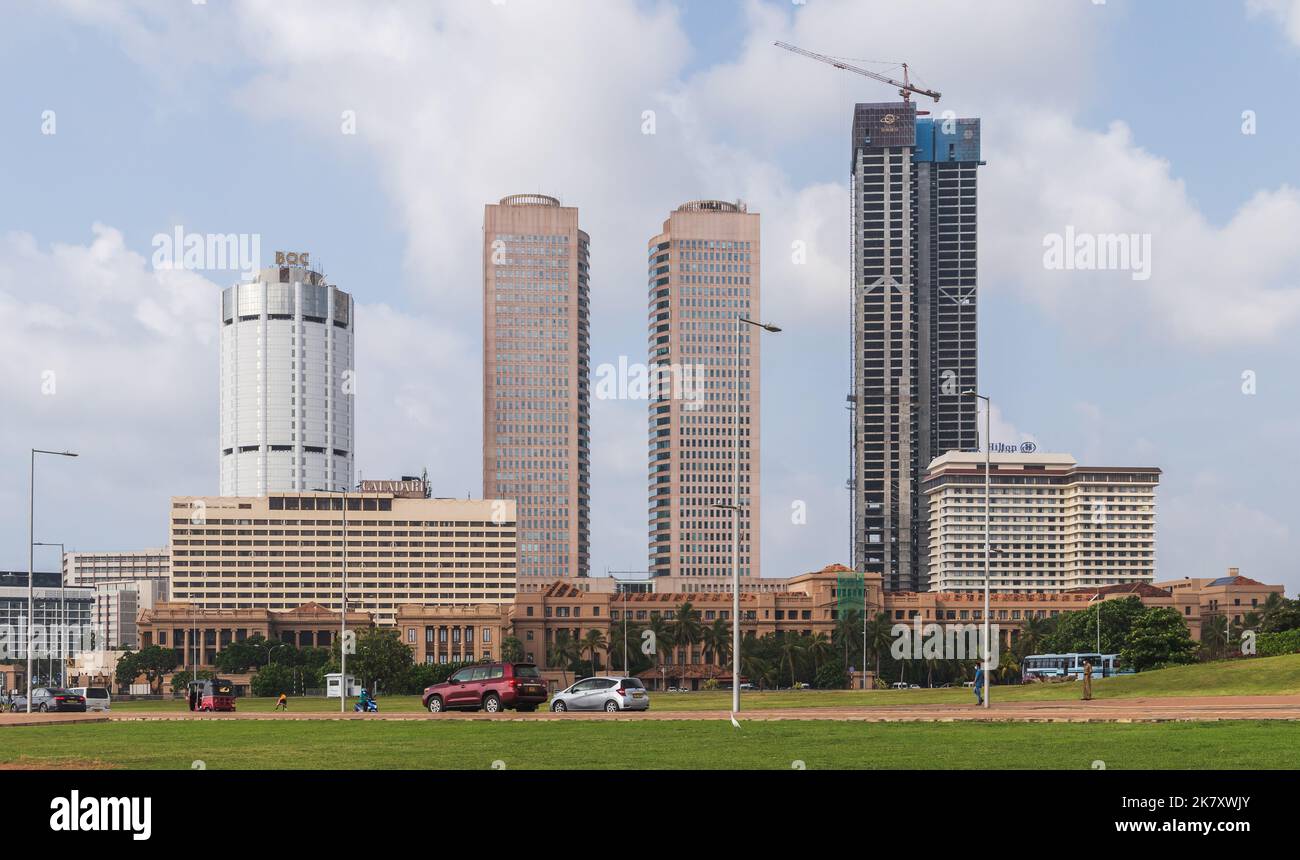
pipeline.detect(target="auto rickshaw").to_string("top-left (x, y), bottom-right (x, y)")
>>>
top-left (187, 678), bottom-right (237, 712)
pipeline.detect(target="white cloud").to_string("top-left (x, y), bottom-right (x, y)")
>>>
top-left (1249, 0), bottom-right (1300, 45)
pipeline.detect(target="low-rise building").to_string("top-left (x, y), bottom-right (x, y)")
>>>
top-left (136, 601), bottom-right (372, 668)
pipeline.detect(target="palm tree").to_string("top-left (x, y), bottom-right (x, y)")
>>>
top-left (1201, 613), bottom-right (1229, 660)
top-left (646, 614), bottom-right (675, 688)
top-left (865, 612), bottom-right (894, 684)
top-left (806, 631), bottom-right (832, 680)
top-left (778, 635), bottom-right (804, 688)
top-left (701, 618), bottom-right (731, 673)
top-left (608, 622), bottom-right (644, 675)
top-left (579, 628), bottom-right (607, 675)
top-left (834, 608), bottom-right (862, 672)
top-left (547, 630), bottom-right (581, 687)
top-left (1018, 615), bottom-right (1052, 657)
top-left (1258, 592), bottom-right (1285, 629)
top-left (671, 602), bottom-right (704, 660)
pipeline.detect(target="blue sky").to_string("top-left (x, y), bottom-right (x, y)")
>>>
top-left (1, 0), bottom-right (1298, 595)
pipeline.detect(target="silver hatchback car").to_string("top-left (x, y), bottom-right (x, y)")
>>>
top-left (550, 676), bottom-right (650, 712)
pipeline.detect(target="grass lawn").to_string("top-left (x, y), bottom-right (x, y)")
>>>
top-left (106, 653), bottom-right (1300, 714)
top-left (1, 719), bottom-right (1296, 770)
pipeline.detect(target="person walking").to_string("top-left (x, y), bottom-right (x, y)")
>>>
top-left (973, 662), bottom-right (985, 707)
top-left (1082, 660), bottom-right (1093, 701)
top-left (275, 692), bottom-right (288, 711)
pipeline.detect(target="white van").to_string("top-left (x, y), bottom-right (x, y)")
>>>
top-left (69, 686), bottom-right (111, 712)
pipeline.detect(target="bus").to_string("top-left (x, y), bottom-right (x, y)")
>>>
top-left (1021, 653), bottom-right (1129, 682)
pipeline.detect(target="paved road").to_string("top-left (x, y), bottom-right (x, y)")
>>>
top-left (4, 695), bottom-right (1299, 726)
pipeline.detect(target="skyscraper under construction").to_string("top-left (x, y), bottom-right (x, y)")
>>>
top-left (848, 102), bottom-right (981, 591)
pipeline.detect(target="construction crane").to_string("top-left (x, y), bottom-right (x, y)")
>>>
top-left (773, 41), bottom-right (941, 104)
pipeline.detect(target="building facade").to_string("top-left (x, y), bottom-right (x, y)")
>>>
top-left (220, 258), bottom-right (355, 496)
top-left (646, 200), bottom-right (762, 583)
top-left (396, 604), bottom-right (510, 665)
top-left (137, 601), bottom-right (371, 669)
top-left (64, 549), bottom-right (170, 648)
top-left (168, 492), bottom-right (517, 626)
top-left (848, 103), bottom-right (982, 592)
top-left (483, 195), bottom-right (590, 580)
top-left (924, 452), bottom-right (1160, 593)
top-left (0, 571), bottom-right (95, 689)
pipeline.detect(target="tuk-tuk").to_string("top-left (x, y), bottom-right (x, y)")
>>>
top-left (187, 678), bottom-right (236, 712)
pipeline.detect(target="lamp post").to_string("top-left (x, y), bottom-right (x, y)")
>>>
top-left (27, 450), bottom-right (77, 712)
top-left (962, 391), bottom-right (991, 709)
top-left (715, 315), bottom-right (780, 717)
top-left (33, 542), bottom-right (65, 686)
top-left (314, 485), bottom-right (350, 713)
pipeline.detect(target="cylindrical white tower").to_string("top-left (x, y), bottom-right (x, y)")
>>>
top-left (219, 262), bottom-right (354, 496)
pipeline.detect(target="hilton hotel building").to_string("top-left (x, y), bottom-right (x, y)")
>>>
top-left (168, 491), bottom-right (517, 625)
top-left (924, 452), bottom-right (1160, 593)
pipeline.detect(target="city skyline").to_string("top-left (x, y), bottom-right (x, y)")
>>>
top-left (3, 0), bottom-right (1300, 596)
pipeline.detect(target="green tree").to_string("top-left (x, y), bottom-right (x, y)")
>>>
top-left (646, 614), bottom-right (676, 682)
top-left (700, 618), bottom-right (731, 671)
top-left (338, 628), bottom-right (412, 694)
top-left (579, 628), bottom-right (608, 674)
top-left (670, 602), bottom-right (703, 659)
top-left (1045, 596), bottom-right (1145, 654)
top-left (1259, 595), bottom-right (1300, 633)
top-left (865, 612), bottom-right (893, 683)
top-left (806, 631), bottom-right (833, 678)
top-left (814, 657), bottom-right (849, 689)
top-left (113, 651), bottom-right (139, 691)
top-left (213, 634), bottom-right (279, 673)
top-left (548, 630), bottom-right (581, 687)
top-left (1122, 607), bottom-right (1198, 671)
top-left (778, 635), bottom-right (804, 688)
top-left (834, 608), bottom-right (863, 673)
top-left (501, 636), bottom-right (525, 663)
top-left (250, 663), bottom-right (298, 697)
top-left (134, 645), bottom-right (178, 693)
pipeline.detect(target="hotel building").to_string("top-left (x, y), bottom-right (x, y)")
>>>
top-left (168, 492), bottom-right (517, 626)
top-left (483, 195), bottom-right (591, 580)
top-left (646, 200), bottom-right (761, 583)
top-left (924, 452), bottom-right (1160, 593)
top-left (220, 257), bottom-right (354, 496)
top-left (848, 103), bottom-right (982, 592)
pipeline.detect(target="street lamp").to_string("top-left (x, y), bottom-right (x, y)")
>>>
top-left (718, 316), bottom-right (781, 717)
top-left (33, 542), bottom-right (64, 686)
top-left (962, 391), bottom-right (991, 709)
top-left (314, 485), bottom-right (351, 713)
top-left (27, 449), bottom-right (77, 713)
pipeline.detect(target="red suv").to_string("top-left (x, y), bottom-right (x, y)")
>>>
top-left (423, 662), bottom-right (549, 713)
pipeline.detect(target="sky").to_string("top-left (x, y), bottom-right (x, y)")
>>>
top-left (1, 0), bottom-right (1298, 595)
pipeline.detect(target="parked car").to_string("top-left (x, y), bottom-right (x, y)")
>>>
top-left (551, 676), bottom-right (649, 713)
top-left (68, 686), bottom-right (111, 712)
top-left (422, 662), bottom-right (548, 713)
top-left (891, 682), bottom-right (910, 690)
top-left (28, 688), bottom-right (87, 713)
